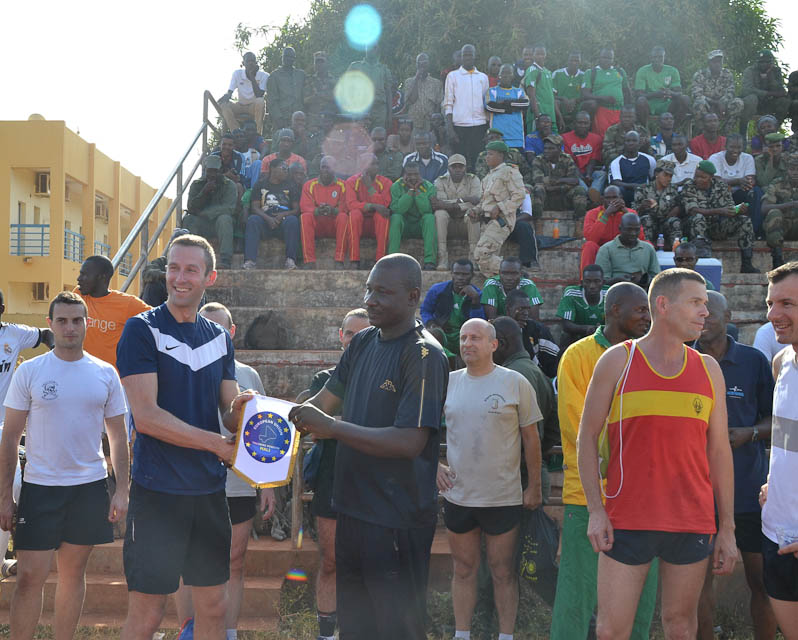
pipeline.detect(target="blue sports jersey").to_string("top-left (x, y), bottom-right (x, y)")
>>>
top-left (486, 85), bottom-right (528, 148)
top-left (116, 304), bottom-right (236, 495)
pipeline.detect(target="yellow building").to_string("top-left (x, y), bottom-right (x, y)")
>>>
top-left (1, 116), bottom-right (172, 326)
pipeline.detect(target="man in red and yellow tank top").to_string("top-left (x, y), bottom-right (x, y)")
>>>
top-left (578, 268), bottom-right (737, 640)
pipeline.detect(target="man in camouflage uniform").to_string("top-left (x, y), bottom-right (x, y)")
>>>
top-left (475, 128), bottom-right (530, 182)
top-left (690, 50), bottom-right (744, 135)
top-left (472, 140), bottom-right (526, 275)
top-left (602, 104), bottom-right (652, 165)
top-left (531, 134), bottom-right (587, 218)
top-left (740, 50), bottom-right (790, 134)
top-left (681, 159), bottom-right (758, 272)
top-left (633, 159), bottom-right (682, 245)
top-left (762, 154), bottom-right (798, 268)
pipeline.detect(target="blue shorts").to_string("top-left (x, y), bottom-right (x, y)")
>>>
top-left (605, 529), bottom-right (714, 566)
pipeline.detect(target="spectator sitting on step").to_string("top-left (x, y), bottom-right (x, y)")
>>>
top-left (300, 156), bottom-right (349, 270)
top-left (649, 111), bottom-right (676, 159)
top-left (421, 258), bottom-right (485, 355)
top-left (504, 288), bottom-right (560, 378)
top-left (183, 155), bottom-right (237, 269)
top-left (740, 50), bottom-right (789, 137)
top-left (530, 134), bottom-right (588, 219)
top-left (270, 111), bottom-right (313, 160)
top-left (689, 112), bottom-right (726, 160)
top-left (219, 51), bottom-right (268, 135)
top-left (370, 126), bottom-right (404, 181)
top-left (632, 158), bottom-right (682, 247)
top-left (609, 131), bottom-right (656, 207)
top-left (661, 133), bottom-right (702, 187)
top-left (396, 117), bottom-right (416, 156)
top-left (524, 113), bottom-right (555, 160)
top-left (260, 128), bottom-right (307, 175)
top-left (234, 127), bottom-right (259, 173)
top-left (430, 112), bottom-right (453, 157)
top-left (708, 134), bottom-right (756, 205)
top-left (601, 104), bottom-right (652, 167)
top-left (289, 161), bottom-right (308, 191)
top-left (633, 46), bottom-right (689, 131)
top-left (481, 256), bottom-right (543, 320)
top-left (756, 133), bottom-right (789, 192)
top-left (211, 133), bottom-right (245, 202)
top-left (580, 185), bottom-right (644, 273)
top-left (762, 153), bottom-right (798, 270)
top-left (402, 131), bottom-right (449, 183)
top-left (475, 128), bottom-right (530, 183)
top-left (556, 263), bottom-right (609, 346)
top-left (431, 153), bottom-right (482, 270)
top-left (595, 211), bottom-right (660, 287)
top-left (243, 157), bottom-right (301, 271)
top-left (561, 111), bottom-right (606, 200)
top-left (388, 161), bottom-right (438, 270)
top-left (680, 160), bottom-right (758, 271)
top-left (749, 115), bottom-right (789, 157)
top-left (673, 241), bottom-right (715, 290)
top-left (344, 153), bottom-right (393, 269)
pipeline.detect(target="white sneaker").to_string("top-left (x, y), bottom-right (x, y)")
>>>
top-left (284, 258), bottom-right (297, 270)
top-left (242, 260), bottom-right (256, 270)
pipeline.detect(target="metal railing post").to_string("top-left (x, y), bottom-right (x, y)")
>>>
top-left (176, 165), bottom-right (183, 227)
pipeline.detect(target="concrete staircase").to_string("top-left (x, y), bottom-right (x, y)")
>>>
top-left (0, 208), bottom-right (777, 631)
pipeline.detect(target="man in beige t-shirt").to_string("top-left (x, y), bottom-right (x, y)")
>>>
top-left (438, 318), bottom-right (542, 640)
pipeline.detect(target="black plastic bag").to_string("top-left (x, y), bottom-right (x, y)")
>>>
top-left (518, 507), bottom-right (559, 607)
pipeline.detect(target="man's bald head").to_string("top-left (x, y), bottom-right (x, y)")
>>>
top-left (461, 318), bottom-right (496, 340)
top-left (605, 282), bottom-right (651, 339)
top-left (492, 316), bottom-right (523, 364)
top-left (620, 212), bottom-right (640, 227)
top-left (372, 253), bottom-right (422, 292)
top-left (460, 318), bottom-right (497, 369)
top-left (706, 290), bottom-right (728, 316)
top-left (605, 282), bottom-right (647, 311)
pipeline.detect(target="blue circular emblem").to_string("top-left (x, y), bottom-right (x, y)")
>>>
top-left (243, 412), bottom-right (292, 464)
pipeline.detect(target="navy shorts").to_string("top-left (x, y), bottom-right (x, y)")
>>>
top-left (734, 511), bottom-right (765, 554)
top-left (763, 536), bottom-right (798, 602)
top-left (605, 529), bottom-right (715, 566)
top-left (15, 478), bottom-right (114, 550)
top-left (227, 496), bottom-right (256, 526)
top-left (443, 499), bottom-right (522, 536)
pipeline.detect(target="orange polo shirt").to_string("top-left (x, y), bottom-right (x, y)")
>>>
top-left (78, 290), bottom-right (151, 368)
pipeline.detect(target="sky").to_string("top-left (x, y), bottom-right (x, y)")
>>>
top-left (1, 0), bottom-right (796, 194)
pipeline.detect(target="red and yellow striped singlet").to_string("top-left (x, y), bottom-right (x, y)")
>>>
top-left (605, 341), bottom-right (716, 534)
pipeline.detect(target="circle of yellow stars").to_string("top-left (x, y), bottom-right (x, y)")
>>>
top-left (244, 413), bottom-right (291, 462)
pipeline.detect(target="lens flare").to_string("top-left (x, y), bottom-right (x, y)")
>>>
top-left (335, 70), bottom-right (375, 116)
top-left (345, 4), bottom-right (382, 50)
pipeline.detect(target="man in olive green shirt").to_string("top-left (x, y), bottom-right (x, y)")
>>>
top-left (595, 212), bottom-right (660, 286)
top-left (389, 162), bottom-right (437, 268)
top-left (348, 48), bottom-right (393, 130)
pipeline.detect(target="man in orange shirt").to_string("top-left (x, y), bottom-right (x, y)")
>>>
top-left (580, 185), bottom-right (644, 273)
top-left (300, 156), bottom-right (350, 269)
top-left (345, 153), bottom-right (392, 269)
top-left (76, 255), bottom-right (151, 369)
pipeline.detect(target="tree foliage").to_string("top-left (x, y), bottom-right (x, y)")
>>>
top-left (235, 0), bottom-right (783, 88)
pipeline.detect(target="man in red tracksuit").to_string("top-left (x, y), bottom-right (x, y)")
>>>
top-left (345, 153), bottom-right (393, 268)
top-left (580, 184), bottom-right (644, 273)
top-left (300, 156), bottom-right (350, 268)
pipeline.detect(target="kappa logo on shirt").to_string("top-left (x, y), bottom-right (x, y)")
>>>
top-left (41, 381), bottom-right (58, 400)
top-left (380, 379), bottom-right (397, 393)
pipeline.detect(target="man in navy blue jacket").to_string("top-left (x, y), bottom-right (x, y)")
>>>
top-left (420, 259), bottom-right (485, 354)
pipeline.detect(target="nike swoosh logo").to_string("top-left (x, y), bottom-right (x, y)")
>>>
top-left (165, 345), bottom-right (179, 351)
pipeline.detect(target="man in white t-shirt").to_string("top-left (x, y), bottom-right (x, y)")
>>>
top-left (173, 303), bottom-right (276, 640)
top-left (661, 134), bottom-right (702, 187)
top-left (0, 291), bottom-right (128, 639)
top-left (708, 134), bottom-right (756, 206)
top-left (437, 318), bottom-right (542, 640)
top-left (760, 262), bottom-right (798, 635)
top-left (219, 52), bottom-right (269, 134)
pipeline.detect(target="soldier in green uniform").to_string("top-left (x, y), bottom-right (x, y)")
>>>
top-left (473, 141), bottom-right (526, 275)
top-left (690, 50), bottom-right (744, 135)
top-left (681, 160), bottom-right (758, 272)
top-left (303, 52), bottom-right (338, 134)
top-left (740, 50), bottom-right (790, 135)
top-left (475, 128), bottom-right (530, 182)
top-left (756, 132), bottom-right (789, 189)
top-left (531, 134), bottom-right (587, 219)
top-left (602, 105), bottom-right (652, 165)
top-left (762, 154), bottom-right (798, 268)
top-left (633, 159), bottom-right (682, 245)
top-left (348, 47), bottom-right (393, 130)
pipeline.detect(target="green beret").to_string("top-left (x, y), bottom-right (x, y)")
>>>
top-left (765, 132), bottom-right (785, 143)
top-left (697, 160), bottom-right (717, 175)
top-left (485, 140), bottom-right (509, 153)
top-left (486, 127), bottom-right (504, 136)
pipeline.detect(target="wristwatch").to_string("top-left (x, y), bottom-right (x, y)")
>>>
top-left (751, 427), bottom-right (759, 442)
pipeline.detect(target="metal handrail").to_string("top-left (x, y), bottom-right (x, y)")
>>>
top-left (112, 90), bottom-right (223, 291)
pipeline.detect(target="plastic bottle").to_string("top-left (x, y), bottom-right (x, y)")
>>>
top-left (672, 237), bottom-right (680, 252)
top-left (657, 234), bottom-right (665, 252)
top-left (552, 219), bottom-right (560, 239)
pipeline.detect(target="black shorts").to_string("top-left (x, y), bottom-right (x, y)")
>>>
top-left (605, 529), bottom-right (715, 566)
top-left (227, 496), bottom-right (256, 526)
top-left (310, 440), bottom-right (337, 520)
top-left (763, 536), bottom-right (798, 602)
top-left (734, 511), bottom-right (765, 554)
top-left (15, 478), bottom-right (114, 550)
top-left (124, 482), bottom-right (231, 594)
top-left (443, 499), bottom-right (522, 536)
top-left (336, 512), bottom-right (435, 640)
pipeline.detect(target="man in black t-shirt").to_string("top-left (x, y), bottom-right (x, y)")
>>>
top-left (243, 157), bottom-right (301, 270)
top-left (505, 288), bottom-right (560, 378)
top-left (290, 254), bottom-right (449, 640)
